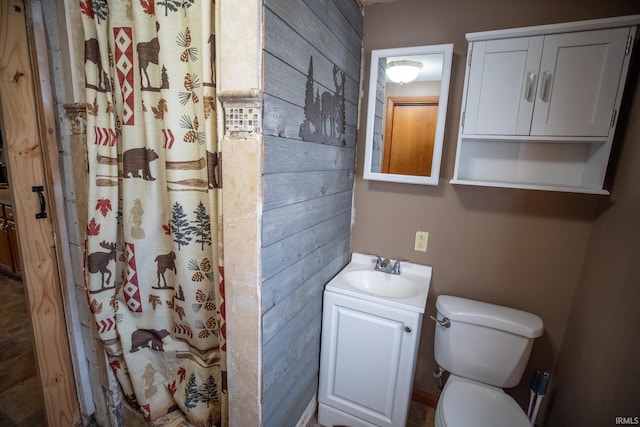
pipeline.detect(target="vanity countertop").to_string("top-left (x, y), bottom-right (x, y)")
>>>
top-left (325, 252), bottom-right (432, 313)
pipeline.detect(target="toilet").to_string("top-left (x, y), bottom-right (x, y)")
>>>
top-left (432, 295), bottom-right (544, 427)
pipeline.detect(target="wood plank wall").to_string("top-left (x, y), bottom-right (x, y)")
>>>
top-left (371, 58), bottom-right (386, 173)
top-left (261, 0), bottom-right (363, 425)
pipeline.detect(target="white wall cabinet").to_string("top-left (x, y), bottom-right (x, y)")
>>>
top-left (318, 291), bottom-right (422, 427)
top-left (452, 15), bottom-right (640, 194)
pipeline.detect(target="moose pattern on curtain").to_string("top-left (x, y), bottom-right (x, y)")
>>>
top-left (80, 1), bottom-right (226, 425)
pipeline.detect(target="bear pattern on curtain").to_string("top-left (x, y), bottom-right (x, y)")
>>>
top-left (80, 1), bottom-right (226, 425)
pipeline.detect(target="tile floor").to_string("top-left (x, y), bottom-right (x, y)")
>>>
top-left (0, 273), bottom-right (45, 426)
top-left (406, 399), bottom-right (436, 427)
top-left (313, 400), bottom-right (436, 427)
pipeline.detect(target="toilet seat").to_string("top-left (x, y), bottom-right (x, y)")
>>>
top-left (436, 375), bottom-right (531, 427)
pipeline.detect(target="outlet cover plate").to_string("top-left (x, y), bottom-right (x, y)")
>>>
top-left (414, 231), bottom-right (428, 252)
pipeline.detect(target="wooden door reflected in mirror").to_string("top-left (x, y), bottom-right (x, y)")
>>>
top-left (383, 96), bottom-right (438, 176)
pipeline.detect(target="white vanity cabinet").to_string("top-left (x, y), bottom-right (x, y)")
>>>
top-left (318, 291), bottom-right (422, 427)
top-left (452, 15), bottom-right (640, 194)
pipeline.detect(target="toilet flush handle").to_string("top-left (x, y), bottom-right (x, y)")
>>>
top-left (430, 315), bottom-right (450, 328)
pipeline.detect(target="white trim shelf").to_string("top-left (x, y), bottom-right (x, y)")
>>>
top-left (450, 179), bottom-right (610, 195)
top-left (466, 14), bottom-right (640, 42)
top-left (459, 135), bottom-right (608, 144)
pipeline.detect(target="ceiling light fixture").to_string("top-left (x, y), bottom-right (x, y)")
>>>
top-left (386, 60), bottom-right (422, 84)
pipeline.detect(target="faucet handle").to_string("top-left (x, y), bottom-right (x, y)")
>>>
top-left (372, 254), bottom-right (389, 271)
top-left (391, 259), bottom-right (409, 274)
top-left (371, 254), bottom-right (383, 266)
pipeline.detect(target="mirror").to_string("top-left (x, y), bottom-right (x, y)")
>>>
top-left (363, 44), bottom-right (453, 185)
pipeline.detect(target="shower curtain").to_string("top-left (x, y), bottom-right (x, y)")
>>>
top-left (80, 1), bottom-right (226, 425)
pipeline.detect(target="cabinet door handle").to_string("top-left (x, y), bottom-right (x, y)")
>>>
top-left (539, 71), bottom-right (552, 102)
top-left (404, 326), bottom-right (412, 333)
top-left (524, 72), bottom-right (536, 102)
top-left (32, 186), bottom-right (48, 219)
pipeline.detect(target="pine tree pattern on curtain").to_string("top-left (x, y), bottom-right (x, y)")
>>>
top-left (80, 1), bottom-right (226, 425)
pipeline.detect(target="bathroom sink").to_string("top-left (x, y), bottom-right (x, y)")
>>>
top-left (325, 253), bottom-right (432, 313)
top-left (342, 270), bottom-right (421, 298)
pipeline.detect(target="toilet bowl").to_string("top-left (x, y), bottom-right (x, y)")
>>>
top-left (432, 295), bottom-right (543, 427)
top-left (435, 375), bottom-right (531, 427)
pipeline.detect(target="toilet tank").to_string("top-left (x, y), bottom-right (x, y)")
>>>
top-left (434, 295), bottom-right (543, 388)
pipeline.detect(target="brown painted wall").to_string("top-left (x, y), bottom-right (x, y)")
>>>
top-left (546, 44), bottom-right (640, 426)
top-left (355, 0), bottom-right (640, 410)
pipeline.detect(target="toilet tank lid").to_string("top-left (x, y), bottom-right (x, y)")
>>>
top-left (436, 295), bottom-right (544, 338)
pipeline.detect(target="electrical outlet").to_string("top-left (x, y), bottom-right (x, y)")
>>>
top-left (414, 231), bottom-right (429, 252)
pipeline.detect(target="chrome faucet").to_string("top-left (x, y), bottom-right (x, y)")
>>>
top-left (374, 255), bottom-right (407, 275)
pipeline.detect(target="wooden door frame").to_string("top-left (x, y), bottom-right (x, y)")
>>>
top-left (382, 96), bottom-right (439, 174)
top-left (0, 0), bottom-right (82, 425)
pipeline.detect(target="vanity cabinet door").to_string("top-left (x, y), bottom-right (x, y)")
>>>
top-left (463, 36), bottom-right (543, 136)
top-left (318, 291), bottom-right (421, 427)
top-left (530, 27), bottom-right (630, 136)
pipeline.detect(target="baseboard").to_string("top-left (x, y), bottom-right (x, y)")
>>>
top-left (297, 393), bottom-right (317, 427)
top-left (412, 388), bottom-right (439, 408)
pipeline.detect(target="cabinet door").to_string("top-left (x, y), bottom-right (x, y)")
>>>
top-left (531, 27), bottom-right (630, 136)
top-left (0, 218), bottom-right (14, 272)
top-left (464, 36), bottom-right (543, 135)
top-left (8, 221), bottom-right (20, 274)
top-left (318, 292), bottom-right (420, 427)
